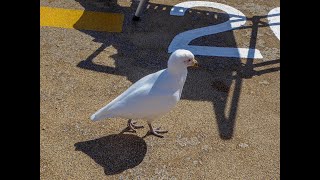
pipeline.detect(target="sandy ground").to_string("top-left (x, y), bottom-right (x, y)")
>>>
top-left (40, 0), bottom-right (280, 179)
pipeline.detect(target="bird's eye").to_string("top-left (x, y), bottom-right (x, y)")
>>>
top-left (188, 59), bottom-right (191, 62)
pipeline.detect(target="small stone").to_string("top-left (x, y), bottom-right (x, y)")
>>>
top-left (239, 143), bottom-right (249, 148)
top-left (193, 160), bottom-right (198, 165)
top-left (189, 137), bottom-right (200, 146)
top-left (202, 145), bottom-right (210, 151)
top-left (259, 80), bottom-right (269, 85)
top-left (176, 137), bottom-right (187, 147)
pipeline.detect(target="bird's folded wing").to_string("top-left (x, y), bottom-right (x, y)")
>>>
top-left (91, 69), bottom-right (165, 120)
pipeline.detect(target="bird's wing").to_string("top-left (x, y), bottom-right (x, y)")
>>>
top-left (107, 69), bottom-right (186, 120)
top-left (91, 69), bottom-right (166, 120)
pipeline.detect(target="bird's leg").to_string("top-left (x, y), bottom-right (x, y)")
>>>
top-left (148, 123), bottom-right (168, 138)
top-left (127, 119), bottom-right (144, 132)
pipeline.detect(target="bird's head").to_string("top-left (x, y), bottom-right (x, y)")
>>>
top-left (168, 49), bottom-right (198, 73)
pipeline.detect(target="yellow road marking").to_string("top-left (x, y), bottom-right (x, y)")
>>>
top-left (40, 7), bottom-right (124, 32)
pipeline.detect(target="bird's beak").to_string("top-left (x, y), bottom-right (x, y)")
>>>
top-left (192, 58), bottom-right (199, 67)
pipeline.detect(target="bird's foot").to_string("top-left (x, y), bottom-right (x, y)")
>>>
top-left (149, 127), bottom-right (168, 138)
top-left (127, 119), bottom-right (144, 132)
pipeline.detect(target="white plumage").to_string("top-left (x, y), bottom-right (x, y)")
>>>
top-left (90, 49), bottom-right (198, 137)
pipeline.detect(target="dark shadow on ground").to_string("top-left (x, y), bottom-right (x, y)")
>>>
top-left (74, 134), bottom-right (147, 175)
top-left (73, 0), bottom-right (280, 140)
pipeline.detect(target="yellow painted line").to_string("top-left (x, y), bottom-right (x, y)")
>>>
top-left (40, 7), bottom-right (124, 32)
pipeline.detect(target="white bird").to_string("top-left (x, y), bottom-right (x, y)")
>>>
top-left (90, 49), bottom-right (198, 137)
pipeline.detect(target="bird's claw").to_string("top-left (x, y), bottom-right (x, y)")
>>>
top-left (149, 127), bottom-right (168, 138)
top-left (127, 120), bottom-right (144, 132)
top-left (132, 121), bottom-right (143, 127)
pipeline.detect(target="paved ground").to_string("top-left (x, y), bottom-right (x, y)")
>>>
top-left (40, 0), bottom-right (280, 179)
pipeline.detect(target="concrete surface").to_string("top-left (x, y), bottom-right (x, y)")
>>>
top-left (40, 0), bottom-right (280, 179)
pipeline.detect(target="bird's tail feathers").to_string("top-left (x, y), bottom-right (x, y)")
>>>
top-left (90, 114), bottom-right (100, 121)
top-left (90, 111), bottom-right (114, 121)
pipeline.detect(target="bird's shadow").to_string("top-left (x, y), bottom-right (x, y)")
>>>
top-left (74, 134), bottom-right (147, 175)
